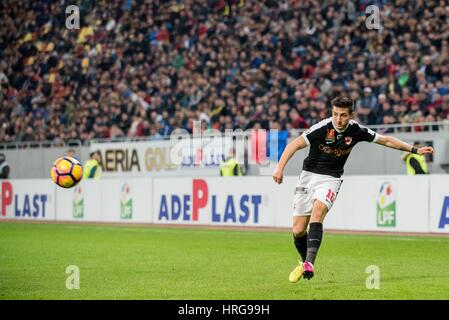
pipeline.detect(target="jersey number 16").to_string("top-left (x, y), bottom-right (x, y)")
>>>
top-left (326, 189), bottom-right (336, 203)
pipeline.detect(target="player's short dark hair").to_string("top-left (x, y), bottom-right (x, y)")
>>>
top-left (331, 96), bottom-right (354, 113)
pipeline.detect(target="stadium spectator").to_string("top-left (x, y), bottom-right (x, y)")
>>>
top-left (1, 0), bottom-right (449, 143)
top-left (0, 153), bottom-right (10, 179)
top-left (66, 149), bottom-right (81, 162)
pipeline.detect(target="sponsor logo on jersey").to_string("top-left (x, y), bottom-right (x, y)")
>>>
top-left (345, 136), bottom-right (352, 145)
top-left (325, 129), bottom-right (335, 144)
top-left (318, 144), bottom-right (352, 157)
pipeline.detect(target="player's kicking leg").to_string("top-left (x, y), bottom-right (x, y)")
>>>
top-left (302, 199), bottom-right (328, 280)
top-left (289, 215), bottom-right (310, 283)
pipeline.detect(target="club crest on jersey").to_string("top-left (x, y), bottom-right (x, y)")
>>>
top-left (345, 136), bottom-right (353, 145)
top-left (325, 129), bottom-right (335, 144)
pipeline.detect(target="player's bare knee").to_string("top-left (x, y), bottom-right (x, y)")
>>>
top-left (311, 211), bottom-right (327, 223)
top-left (311, 209), bottom-right (326, 219)
top-left (311, 201), bottom-right (328, 222)
top-left (292, 226), bottom-right (307, 237)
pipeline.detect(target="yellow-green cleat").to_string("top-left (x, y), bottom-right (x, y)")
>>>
top-left (289, 260), bottom-right (304, 283)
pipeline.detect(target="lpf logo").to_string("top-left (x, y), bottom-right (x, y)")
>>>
top-left (377, 181), bottom-right (396, 227)
top-left (120, 183), bottom-right (133, 220)
top-left (73, 185), bottom-right (84, 219)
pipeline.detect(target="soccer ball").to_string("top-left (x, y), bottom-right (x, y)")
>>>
top-left (51, 157), bottom-right (83, 188)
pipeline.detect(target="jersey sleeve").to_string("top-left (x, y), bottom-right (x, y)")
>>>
top-left (357, 124), bottom-right (379, 143)
top-left (301, 119), bottom-right (328, 146)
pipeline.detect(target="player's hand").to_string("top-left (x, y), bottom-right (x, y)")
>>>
top-left (272, 167), bottom-right (284, 184)
top-left (418, 146), bottom-right (434, 155)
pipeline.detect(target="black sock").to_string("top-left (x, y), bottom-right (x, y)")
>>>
top-left (305, 222), bottom-right (323, 265)
top-left (293, 233), bottom-right (308, 262)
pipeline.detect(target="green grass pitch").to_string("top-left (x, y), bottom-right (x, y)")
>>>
top-left (1, 222), bottom-right (449, 300)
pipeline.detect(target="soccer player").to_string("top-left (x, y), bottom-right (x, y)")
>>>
top-left (272, 96), bottom-right (434, 283)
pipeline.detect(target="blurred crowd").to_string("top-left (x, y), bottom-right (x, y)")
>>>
top-left (1, 0), bottom-right (449, 143)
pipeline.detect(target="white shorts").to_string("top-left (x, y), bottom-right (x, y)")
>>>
top-left (292, 170), bottom-right (343, 216)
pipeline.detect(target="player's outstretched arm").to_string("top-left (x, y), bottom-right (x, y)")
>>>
top-left (272, 135), bottom-right (308, 184)
top-left (374, 135), bottom-right (434, 155)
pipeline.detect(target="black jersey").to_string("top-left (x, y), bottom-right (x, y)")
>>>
top-left (301, 118), bottom-right (379, 178)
